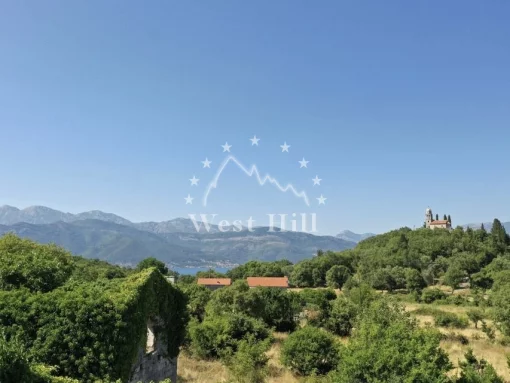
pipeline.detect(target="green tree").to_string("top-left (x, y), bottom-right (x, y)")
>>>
top-left (289, 260), bottom-right (314, 287)
top-left (225, 336), bottom-right (271, 383)
top-left (436, 213), bottom-right (439, 221)
top-left (0, 234), bottom-right (75, 292)
top-left (326, 265), bottom-right (350, 289)
top-left (188, 313), bottom-right (271, 360)
top-left (343, 282), bottom-right (377, 309)
top-left (181, 283), bottom-right (211, 321)
top-left (135, 257), bottom-right (168, 275)
top-left (205, 280), bottom-right (251, 316)
top-left (0, 332), bottom-right (33, 383)
top-left (196, 268), bottom-right (226, 278)
top-left (325, 297), bottom-right (357, 336)
top-left (443, 263), bottom-right (466, 292)
top-left (491, 219), bottom-right (509, 254)
top-left (243, 287), bottom-right (299, 332)
top-left (491, 282), bottom-right (510, 336)
top-left (280, 326), bottom-right (340, 376)
top-left (456, 349), bottom-right (504, 383)
top-left (331, 300), bottom-right (452, 383)
top-left (467, 309), bottom-right (484, 329)
top-left (448, 215), bottom-right (452, 224)
top-left (405, 268), bottom-right (426, 293)
top-left (444, 214), bottom-right (448, 220)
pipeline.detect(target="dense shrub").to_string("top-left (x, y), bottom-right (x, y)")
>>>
top-left (325, 297), bottom-right (357, 336)
top-left (70, 257), bottom-right (128, 282)
top-left (188, 313), bottom-right (271, 360)
top-left (0, 269), bottom-right (188, 383)
top-left (331, 300), bottom-right (452, 383)
top-left (421, 288), bottom-right (447, 303)
top-left (456, 349), bottom-right (504, 383)
top-left (224, 336), bottom-right (271, 383)
top-left (0, 332), bottom-right (32, 383)
top-left (434, 312), bottom-right (469, 329)
top-left (244, 287), bottom-right (300, 331)
top-left (135, 257), bottom-right (169, 275)
top-left (206, 283), bottom-right (299, 331)
top-left (0, 234), bottom-right (74, 292)
top-left (280, 326), bottom-right (339, 376)
top-left (180, 283), bottom-right (211, 321)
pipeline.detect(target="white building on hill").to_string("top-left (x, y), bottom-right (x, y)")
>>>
top-left (425, 207), bottom-right (452, 230)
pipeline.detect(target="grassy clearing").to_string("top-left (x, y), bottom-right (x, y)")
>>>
top-left (441, 338), bottom-right (510, 382)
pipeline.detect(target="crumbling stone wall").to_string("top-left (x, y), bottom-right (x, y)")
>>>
top-left (128, 318), bottom-right (177, 383)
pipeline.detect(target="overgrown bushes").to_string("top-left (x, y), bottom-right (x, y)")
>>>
top-left (187, 313), bottom-right (271, 360)
top-left (280, 326), bottom-right (339, 376)
top-left (434, 312), bottom-right (469, 329)
top-left (0, 253), bottom-right (188, 383)
top-left (421, 288), bottom-right (447, 303)
top-left (0, 234), bottom-right (74, 292)
top-left (331, 300), bottom-right (452, 382)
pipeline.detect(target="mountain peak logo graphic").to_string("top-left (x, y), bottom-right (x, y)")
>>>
top-left (182, 137), bottom-right (325, 233)
top-left (202, 155), bottom-right (310, 207)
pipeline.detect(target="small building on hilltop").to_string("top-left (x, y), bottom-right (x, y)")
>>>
top-left (247, 276), bottom-right (289, 289)
top-left (425, 207), bottom-right (452, 230)
top-left (197, 277), bottom-right (232, 290)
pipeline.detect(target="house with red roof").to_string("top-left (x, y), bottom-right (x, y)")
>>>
top-left (197, 278), bottom-right (232, 290)
top-left (246, 276), bottom-right (289, 289)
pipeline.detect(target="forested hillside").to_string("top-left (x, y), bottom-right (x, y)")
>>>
top-left (176, 219), bottom-right (510, 382)
top-left (2, 219), bottom-right (510, 382)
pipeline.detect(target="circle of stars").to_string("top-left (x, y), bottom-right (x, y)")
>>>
top-left (185, 136), bottom-right (326, 205)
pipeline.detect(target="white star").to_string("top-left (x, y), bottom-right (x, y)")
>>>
top-left (184, 194), bottom-right (194, 204)
top-left (280, 142), bottom-right (291, 152)
top-left (312, 175), bottom-right (322, 186)
top-left (201, 158), bottom-right (212, 168)
top-left (189, 176), bottom-right (199, 186)
top-left (299, 158), bottom-right (309, 168)
top-left (250, 135), bottom-right (260, 146)
top-left (317, 194), bottom-right (327, 205)
top-left (221, 142), bottom-right (232, 152)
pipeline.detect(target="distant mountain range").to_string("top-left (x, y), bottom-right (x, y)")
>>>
top-left (4, 205), bottom-right (505, 268)
top-left (336, 230), bottom-right (375, 243)
top-left (464, 221), bottom-right (510, 232)
top-left (0, 206), bottom-right (356, 267)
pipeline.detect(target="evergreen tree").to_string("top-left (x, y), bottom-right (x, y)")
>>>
top-left (435, 214), bottom-right (439, 221)
top-left (490, 219), bottom-right (509, 254)
top-left (447, 215), bottom-right (451, 224)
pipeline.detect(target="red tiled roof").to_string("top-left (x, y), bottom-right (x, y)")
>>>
top-left (430, 220), bottom-right (449, 225)
top-left (247, 277), bottom-right (289, 288)
top-left (197, 278), bottom-right (231, 286)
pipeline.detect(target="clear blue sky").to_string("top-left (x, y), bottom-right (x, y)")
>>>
top-left (1, 1), bottom-right (509, 235)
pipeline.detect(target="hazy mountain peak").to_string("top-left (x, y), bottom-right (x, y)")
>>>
top-left (336, 230), bottom-right (376, 243)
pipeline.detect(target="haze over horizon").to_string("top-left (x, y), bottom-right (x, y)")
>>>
top-left (1, 1), bottom-right (509, 234)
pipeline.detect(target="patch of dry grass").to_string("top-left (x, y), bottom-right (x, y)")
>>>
top-left (177, 352), bottom-right (229, 383)
top-left (441, 338), bottom-right (510, 382)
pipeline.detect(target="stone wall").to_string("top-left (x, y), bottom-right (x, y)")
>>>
top-left (128, 318), bottom-right (178, 383)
